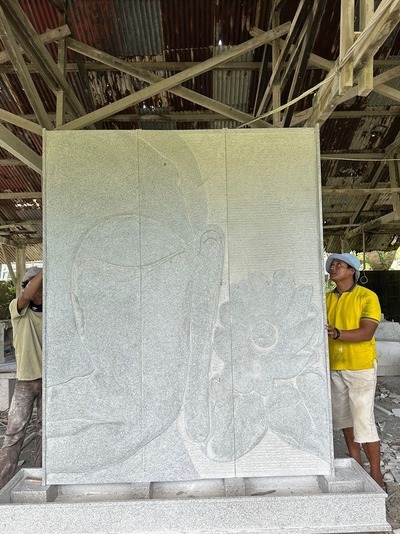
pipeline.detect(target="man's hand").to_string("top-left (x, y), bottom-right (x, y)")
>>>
top-left (17, 269), bottom-right (43, 312)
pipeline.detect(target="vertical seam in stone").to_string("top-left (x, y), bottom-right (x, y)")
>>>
top-left (138, 131), bottom-right (144, 473)
top-left (224, 130), bottom-right (237, 475)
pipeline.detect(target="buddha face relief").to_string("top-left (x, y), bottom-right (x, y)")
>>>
top-left (45, 135), bottom-right (225, 478)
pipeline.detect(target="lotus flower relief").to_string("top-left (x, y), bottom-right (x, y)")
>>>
top-left (205, 270), bottom-right (328, 462)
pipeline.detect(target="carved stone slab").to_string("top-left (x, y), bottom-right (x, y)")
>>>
top-left (43, 129), bottom-right (332, 484)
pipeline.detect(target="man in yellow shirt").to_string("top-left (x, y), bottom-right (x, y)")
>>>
top-left (325, 253), bottom-right (383, 488)
top-left (0, 267), bottom-right (42, 489)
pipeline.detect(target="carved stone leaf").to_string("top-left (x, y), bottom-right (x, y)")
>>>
top-left (267, 372), bottom-right (330, 461)
top-left (206, 381), bottom-right (269, 461)
top-left (233, 390), bottom-right (269, 459)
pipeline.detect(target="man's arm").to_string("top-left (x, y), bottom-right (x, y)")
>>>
top-left (17, 269), bottom-right (43, 313)
top-left (326, 318), bottom-right (378, 342)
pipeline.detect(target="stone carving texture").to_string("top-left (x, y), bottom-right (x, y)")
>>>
top-left (43, 129), bottom-right (332, 484)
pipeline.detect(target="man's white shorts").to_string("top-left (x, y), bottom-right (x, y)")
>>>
top-left (330, 361), bottom-right (379, 443)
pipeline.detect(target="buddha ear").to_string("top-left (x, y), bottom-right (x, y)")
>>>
top-left (183, 225), bottom-right (225, 443)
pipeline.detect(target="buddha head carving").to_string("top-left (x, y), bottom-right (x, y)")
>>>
top-left (46, 134), bottom-right (225, 476)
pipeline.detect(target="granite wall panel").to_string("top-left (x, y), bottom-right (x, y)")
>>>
top-left (43, 129), bottom-right (333, 484)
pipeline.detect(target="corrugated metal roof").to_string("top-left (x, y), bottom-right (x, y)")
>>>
top-left (0, 0), bottom-right (398, 261)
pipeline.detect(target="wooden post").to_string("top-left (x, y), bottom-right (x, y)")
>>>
top-left (340, 238), bottom-right (351, 253)
top-left (339, 0), bottom-right (355, 95)
top-left (358, 0), bottom-right (374, 96)
top-left (15, 245), bottom-right (26, 297)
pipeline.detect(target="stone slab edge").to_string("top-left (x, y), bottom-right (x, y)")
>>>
top-left (0, 462), bottom-right (390, 534)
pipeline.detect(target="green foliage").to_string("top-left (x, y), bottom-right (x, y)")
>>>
top-left (356, 251), bottom-right (396, 271)
top-left (0, 280), bottom-right (16, 320)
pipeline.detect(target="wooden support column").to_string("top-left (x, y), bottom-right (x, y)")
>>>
top-left (389, 157), bottom-right (400, 219)
top-left (358, 0), bottom-right (374, 96)
top-left (340, 238), bottom-right (351, 253)
top-left (56, 13), bottom-right (67, 127)
top-left (15, 246), bottom-right (26, 297)
top-left (339, 0), bottom-right (355, 95)
top-left (0, 244), bottom-right (16, 286)
top-left (271, 12), bottom-right (281, 125)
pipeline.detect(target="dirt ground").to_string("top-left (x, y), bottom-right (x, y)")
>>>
top-left (1, 376), bottom-right (400, 532)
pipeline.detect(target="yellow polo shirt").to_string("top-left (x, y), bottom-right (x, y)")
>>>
top-left (9, 298), bottom-right (42, 380)
top-left (326, 284), bottom-right (380, 371)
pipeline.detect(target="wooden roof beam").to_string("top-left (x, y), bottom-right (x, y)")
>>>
top-left (343, 211), bottom-right (397, 239)
top-left (357, 0), bottom-right (374, 96)
top-left (5, 107), bottom-right (400, 127)
top-left (290, 64), bottom-right (400, 126)
top-left (0, 24), bottom-right (70, 65)
top-left (339, 0), bottom-right (355, 94)
top-left (305, 0), bottom-right (400, 126)
top-left (0, 109), bottom-right (43, 135)
top-left (67, 39), bottom-right (273, 128)
top-left (0, 2), bottom-right (92, 127)
top-left (322, 187), bottom-right (400, 195)
top-left (0, 220), bottom-right (41, 229)
top-left (0, 124), bottom-right (41, 174)
top-left (4, 57), bottom-right (400, 76)
top-left (255, 0), bottom-right (309, 117)
top-left (0, 192), bottom-right (42, 199)
top-left (0, 7), bottom-right (53, 130)
top-left (338, 125), bottom-right (400, 236)
top-left (64, 23), bottom-right (292, 130)
top-left (283, 0), bottom-right (328, 126)
top-left (374, 84), bottom-right (400, 103)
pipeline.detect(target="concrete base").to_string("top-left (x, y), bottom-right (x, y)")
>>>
top-left (0, 459), bottom-right (390, 533)
top-left (375, 321), bottom-right (400, 376)
top-left (376, 340), bottom-right (400, 376)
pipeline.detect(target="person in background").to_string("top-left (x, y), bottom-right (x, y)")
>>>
top-left (0, 267), bottom-right (43, 489)
top-left (325, 253), bottom-right (383, 488)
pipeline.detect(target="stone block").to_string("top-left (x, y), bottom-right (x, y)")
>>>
top-left (43, 129), bottom-right (332, 484)
top-left (11, 475), bottom-right (58, 503)
top-left (0, 463), bottom-right (390, 533)
top-left (376, 340), bottom-right (400, 376)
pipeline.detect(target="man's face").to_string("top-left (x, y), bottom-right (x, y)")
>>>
top-left (328, 260), bottom-right (355, 284)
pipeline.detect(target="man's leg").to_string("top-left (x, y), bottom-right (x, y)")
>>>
top-left (345, 364), bottom-right (383, 487)
top-left (0, 381), bottom-right (37, 489)
top-left (362, 441), bottom-right (383, 488)
top-left (342, 427), bottom-right (362, 464)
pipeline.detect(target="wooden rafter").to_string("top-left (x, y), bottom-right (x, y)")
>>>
top-left (0, 1), bottom-right (92, 127)
top-left (64, 23), bottom-right (291, 131)
top-left (305, 0), bottom-right (400, 126)
top-left (0, 7), bottom-right (53, 130)
top-left (0, 124), bottom-right (41, 173)
top-left (0, 192), bottom-right (42, 199)
top-left (282, 0), bottom-right (327, 126)
top-left (67, 39), bottom-right (274, 128)
top-left (255, 0), bottom-right (310, 117)
top-left (0, 24), bottom-right (70, 65)
top-left (0, 1), bottom-right (397, 254)
top-left (358, 0), bottom-right (374, 96)
top-left (0, 109), bottom-right (42, 135)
